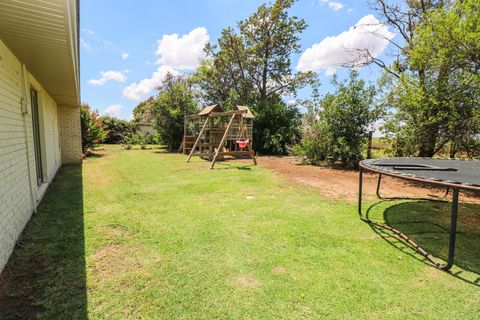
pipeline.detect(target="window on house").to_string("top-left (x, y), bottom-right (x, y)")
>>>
top-left (30, 89), bottom-right (44, 186)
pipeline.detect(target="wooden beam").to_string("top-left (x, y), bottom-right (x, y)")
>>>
top-left (185, 114), bottom-right (202, 119)
top-left (210, 114), bottom-right (237, 169)
top-left (186, 117), bottom-right (210, 163)
top-left (209, 110), bottom-right (246, 118)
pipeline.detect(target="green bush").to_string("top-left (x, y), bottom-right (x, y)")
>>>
top-left (143, 132), bottom-right (161, 145)
top-left (253, 96), bottom-right (301, 155)
top-left (292, 123), bottom-right (330, 164)
top-left (100, 116), bottom-right (135, 144)
top-left (294, 71), bottom-right (379, 168)
top-left (122, 133), bottom-right (142, 150)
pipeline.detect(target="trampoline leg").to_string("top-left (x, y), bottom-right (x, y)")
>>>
top-left (358, 168), bottom-right (367, 222)
top-left (376, 174), bottom-right (382, 198)
top-left (442, 188), bottom-right (459, 271)
top-left (357, 170), bottom-right (460, 271)
top-left (444, 187), bottom-right (450, 197)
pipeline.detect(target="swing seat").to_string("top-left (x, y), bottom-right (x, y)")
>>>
top-left (236, 139), bottom-right (249, 148)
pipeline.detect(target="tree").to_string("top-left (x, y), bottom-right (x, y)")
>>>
top-left (294, 71), bottom-right (379, 167)
top-left (194, 0), bottom-right (314, 105)
top-left (132, 96), bottom-right (155, 124)
top-left (253, 96), bottom-right (302, 155)
top-left (410, 0), bottom-right (480, 157)
top-left (80, 104), bottom-right (107, 154)
top-left (152, 73), bottom-right (198, 152)
top-left (99, 116), bottom-right (135, 144)
top-left (360, 0), bottom-right (480, 158)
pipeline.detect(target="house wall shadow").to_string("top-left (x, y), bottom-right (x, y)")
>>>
top-left (381, 200), bottom-right (480, 280)
top-left (0, 165), bottom-right (87, 319)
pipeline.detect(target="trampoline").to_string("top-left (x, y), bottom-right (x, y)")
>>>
top-left (358, 158), bottom-right (480, 270)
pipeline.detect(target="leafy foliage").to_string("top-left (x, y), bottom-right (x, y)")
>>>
top-left (294, 71), bottom-right (379, 167)
top-left (99, 116), bottom-right (135, 144)
top-left (152, 73), bottom-right (198, 151)
top-left (193, 0), bottom-right (313, 106)
top-left (132, 97), bottom-right (155, 124)
top-left (253, 96), bottom-right (301, 155)
top-left (80, 104), bottom-right (107, 154)
top-left (369, 0), bottom-right (480, 157)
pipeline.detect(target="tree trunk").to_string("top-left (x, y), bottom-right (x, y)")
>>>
top-left (417, 130), bottom-right (437, 157)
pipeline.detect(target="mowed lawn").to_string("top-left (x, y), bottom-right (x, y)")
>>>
top-left (2, 145), bottom-right (480, 319)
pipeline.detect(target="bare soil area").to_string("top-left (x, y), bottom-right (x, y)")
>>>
top-left (257, 156), bottom-right (480, 203)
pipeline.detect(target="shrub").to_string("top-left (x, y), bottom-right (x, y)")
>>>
top-left (144, 132), bottom-right (161, 145)
top-left (252, 96), bottom-right (301, 155)
top-left (80, 104), bottom-right (107, 154)
top-left (294, 71), bottom-right (379, 168)
top-left (122, 133), bottom-right (142, 150)
top-left (100, 116), bottom-right (135, 144)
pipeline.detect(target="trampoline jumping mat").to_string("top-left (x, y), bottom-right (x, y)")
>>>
top-left (361, 158), bottom-right (480, 190)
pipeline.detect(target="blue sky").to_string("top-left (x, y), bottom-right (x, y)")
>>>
top-left (80, 0), bottom-right (394, 120)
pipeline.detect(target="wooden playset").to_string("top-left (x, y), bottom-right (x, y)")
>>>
top-left (182, 104), bottom-right (257, 169)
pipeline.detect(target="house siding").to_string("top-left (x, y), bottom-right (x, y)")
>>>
top-left (0, 38), bottom-right (66, 271)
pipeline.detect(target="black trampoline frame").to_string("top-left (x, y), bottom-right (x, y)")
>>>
top-left (358, 159), bottom-right (480, 271)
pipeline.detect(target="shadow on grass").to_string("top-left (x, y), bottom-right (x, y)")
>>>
top-left (365, 199), bottom-right (480, 286)
top-left (0, 166), bottom-right (87, 319)
top-left (213, 162), bottom-right (254, 171)
top-left (86, 152), bottom-right (107, 158)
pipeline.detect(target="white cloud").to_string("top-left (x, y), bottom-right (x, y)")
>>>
top-left (155, 27), bottom-right (209, 69)
top-left (88, 70), bottom-right (127, 86)
top-left (104, 104), bottom-right (123, 117)
top-left (121, 52), bottom-right (129, 60)
top-left (287, 99), bottom-right (298, 106)
top-left (123, 65), bottom-right (178, 100)
top-left (80, 38), bottom-right (93, 53)
top-left (297, 15), bottom-right (394, 75)
top-left (325, 68), bottom-right (337, 76)
top-left (328, 1), bottom-right (344, 11)
top-left (319, 0), bottom-right (344, 11)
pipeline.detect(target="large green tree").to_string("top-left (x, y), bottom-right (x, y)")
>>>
top-left (152, 73), bottom-right (198, 152)
top-left (194, 0), bottom-right (314, 105)
top-left (409, 0), bottom-right (480, 157)
top-left (365, 0), bottom-right (480, 157)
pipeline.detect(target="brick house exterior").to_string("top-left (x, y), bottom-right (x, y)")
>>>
top-left (0, 0), bottom-right (81, 271)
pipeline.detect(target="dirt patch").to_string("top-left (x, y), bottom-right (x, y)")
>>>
top-left (100, 223), bottom-right (133, 239)
top-left (234, 274), bottom-right (260, 289)
top-left (90, 244), bottom-right (145, 282)
top-left (415, 266), bottom-right (445, 287)
top-left (272, 266), bottom-right (286, 274)
top-left (258, 156), bottom-right (480, 203)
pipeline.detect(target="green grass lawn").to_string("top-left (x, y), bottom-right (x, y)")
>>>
top-left (2, 145), bottom-right (479, 319)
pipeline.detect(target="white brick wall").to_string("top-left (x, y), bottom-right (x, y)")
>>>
top-left (43, 92), bottom-right (62, 179)
top-left (0, 38), bottom-right (72, 271)
top-left (58, 105), bottom-right (82, 164)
